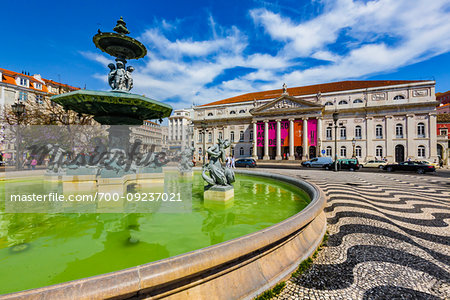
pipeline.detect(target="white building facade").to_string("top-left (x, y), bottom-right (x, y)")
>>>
top-left (168, 108), bottom-right (193, 152)
top-left (193, 80), bottom-right (438, 163)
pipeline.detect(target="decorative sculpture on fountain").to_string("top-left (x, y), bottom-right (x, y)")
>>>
top-left (202, 139), bottom-right (235, 187)
top-left (179, 146), bottom-right (195, 173)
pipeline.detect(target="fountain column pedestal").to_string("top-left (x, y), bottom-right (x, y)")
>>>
top-left (204, 185), bottom-right (234, 202)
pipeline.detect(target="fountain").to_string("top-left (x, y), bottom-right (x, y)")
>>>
top-left (52, 17), bottom-right (172, 126)
top-left (50, 17), bottom-right (173, 194)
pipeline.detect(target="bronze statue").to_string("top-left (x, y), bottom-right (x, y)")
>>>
top-left (202, 139), bottom-right (235, 186)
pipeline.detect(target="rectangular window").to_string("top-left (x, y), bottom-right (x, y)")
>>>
top-left (440, 129), bottom-right (448, 136)
top-left (35, 94), bottom-right (43, 104)
top-left (326, 127), bottom-right (332, 140)
top-left (340, 127), bottom-right (346, 140)
top-left (355, 127), bottom-right (362, 139)
top-left (19, 91), bottom-right (28, 101)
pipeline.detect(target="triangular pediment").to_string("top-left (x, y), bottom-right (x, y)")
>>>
top-left (250, 95), bottom-right (322, 115)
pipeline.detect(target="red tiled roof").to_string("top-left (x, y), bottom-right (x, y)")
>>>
top-left (200, 80), bottom-right (429, 107)
top-left (0, 67), bottom-right (79, 93)
top-left (436, 90), bottom-right (450, 97)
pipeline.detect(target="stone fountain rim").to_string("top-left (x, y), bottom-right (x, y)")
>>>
top-left (1, 170), bottom-right (326, 300)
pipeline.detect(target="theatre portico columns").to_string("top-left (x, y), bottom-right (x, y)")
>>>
top-left (250, 94), bottom-right (323, 161)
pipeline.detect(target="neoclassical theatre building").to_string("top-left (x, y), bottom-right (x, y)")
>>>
top-left (193, 80), bottom-right (438, 163)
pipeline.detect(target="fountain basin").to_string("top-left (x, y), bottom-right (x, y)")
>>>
top-left (51, 90), bottom-right (172, 125)
top-left (0, 170), bottom-right (326, 300)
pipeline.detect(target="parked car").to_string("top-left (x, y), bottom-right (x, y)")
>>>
top-left (383, 161), bottom-right (435, 174)
top-left (234, 158), bottom-right (257, 168)
top-left (360, 160), bottom-right (388, 169)
top-left (417, 160), bottom-right (440, 169)
top-left (302, 157), bottom-right (333, 168)
top-left (323, 158), bottom-right (360, 171)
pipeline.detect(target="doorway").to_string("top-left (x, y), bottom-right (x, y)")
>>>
top-left (296, 146), bottom-right (303, 160)
top-left (395, 144), bottom-right (405, 162)
top-left (309, 146), bottom-right (316, 159)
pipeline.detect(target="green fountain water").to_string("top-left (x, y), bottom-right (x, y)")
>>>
top-left (0, 173), bottom-right (309, 294)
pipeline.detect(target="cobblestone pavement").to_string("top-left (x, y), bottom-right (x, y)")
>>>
top-left (258, 168), bottom-right (450, 300)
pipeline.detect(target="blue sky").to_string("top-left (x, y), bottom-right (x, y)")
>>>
top-left (2, 0), bottom-right (450, 109)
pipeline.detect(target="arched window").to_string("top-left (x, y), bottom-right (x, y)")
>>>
top-left (355, 146), bottom-right (362, 157)
top-left (230, 131), bottom-right (235, 141)
top-left (417, 123), bottom-right (425, 137)
top-left (326, 146), bottom-right (332, 157)
top-left (239, 109), bottom-right (246, 114)
top-left (355, 125), bottom-right (362, 139)
top-left (239, 131), bottom-right (244, 141)
top-left (324, 101), bottom-right (334, 106)
top-left (376, 124), bottom-right (383, 139)
top-left (207, 112), bottom-right (213, 116)
top-left (340, 146), bottom-right (346, 157)
top-left (198, 147), bottom-right (202, 154)
top-left (230, 110), bottom-right (236, 115)
top-left (376, 146), bottom-right (383, 157)
top-left (393, 95), bottom-right (405, 100)
top-left (326, 127), bottom-right (332, 140)
top-left (219, 132), bottom-right (223, 140)
top-left (198, 132), bottom-right (202, 142)
top-left (338, 100), bottom-right (348, 105)
top-left (353, 99), bottom-right (363, 104)
top-left (418, 145), bottom-right (425, 157)
top-left (249, 130), bottom-right (254, 141)
top-left (340, 126), bottom-right (346, 139)
top-left (208, 132), bottom-right (212, 142)
top-left (396, 124), bottom-right (404, 138)
top-left (239, 147), bottom-right (244, 155)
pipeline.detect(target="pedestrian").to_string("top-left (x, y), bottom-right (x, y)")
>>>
top-left (192, 156), bottom-right (196, 167)
top-left (231, 156), bottom-right (236, 169)
top-left (23, 158), bottom-right (31, 169)
top-left (31, 158), bottom-right (37, 170)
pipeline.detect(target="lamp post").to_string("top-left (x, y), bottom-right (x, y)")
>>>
top-left (200, 121), bottom-right (207, 165)
top-left (317, 138), bottom-right (322, 157)
top-left (11, 102), bottom-right (26, 171)
top-left (352, 137), bottom-right (356, 158)
top-left (333, 111), bottom-right (339, 172)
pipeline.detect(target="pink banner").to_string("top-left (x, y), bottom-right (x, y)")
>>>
top-left (257, 121), bottom-right (289, 147)
top-left (307, 119), bottom-right (317, 146)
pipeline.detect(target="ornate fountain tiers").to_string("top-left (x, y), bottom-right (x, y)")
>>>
top-left (52, 90), bottom-right (172, 125)
top-left (50, 17), bottom-right (172, 125)
top-left (93, 17), bottom-right (147, 61)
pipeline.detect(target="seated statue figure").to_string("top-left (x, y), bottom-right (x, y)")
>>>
top-left (202, 139), bottom-right (235, 186)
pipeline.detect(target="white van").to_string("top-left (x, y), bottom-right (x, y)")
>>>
top-left (301, 157), bottom-right (333, 168)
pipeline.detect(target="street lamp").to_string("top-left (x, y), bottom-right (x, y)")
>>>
top-left (352, 137), bottom-right (356, 158)
top-left (317, 138), bottom-right (322, 157)
top-left (200, 121), bottom-right (207, 165)
top-left (332, 111), bottom-right (339, 172)
top-left (11, 102), bottom-right (25, 118)
top-left (11, 102), bottom-right (26, 170)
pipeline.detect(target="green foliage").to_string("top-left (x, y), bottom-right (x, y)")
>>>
top-left (254, 282), bottom-right (286, 300)
top-left (292, 231), bottom-right (329, 279)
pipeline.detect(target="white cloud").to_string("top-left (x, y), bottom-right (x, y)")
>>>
top-left (79, 51), bottom-right (113, 66)
top-left (82, 0), bottom-right (450, 109)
